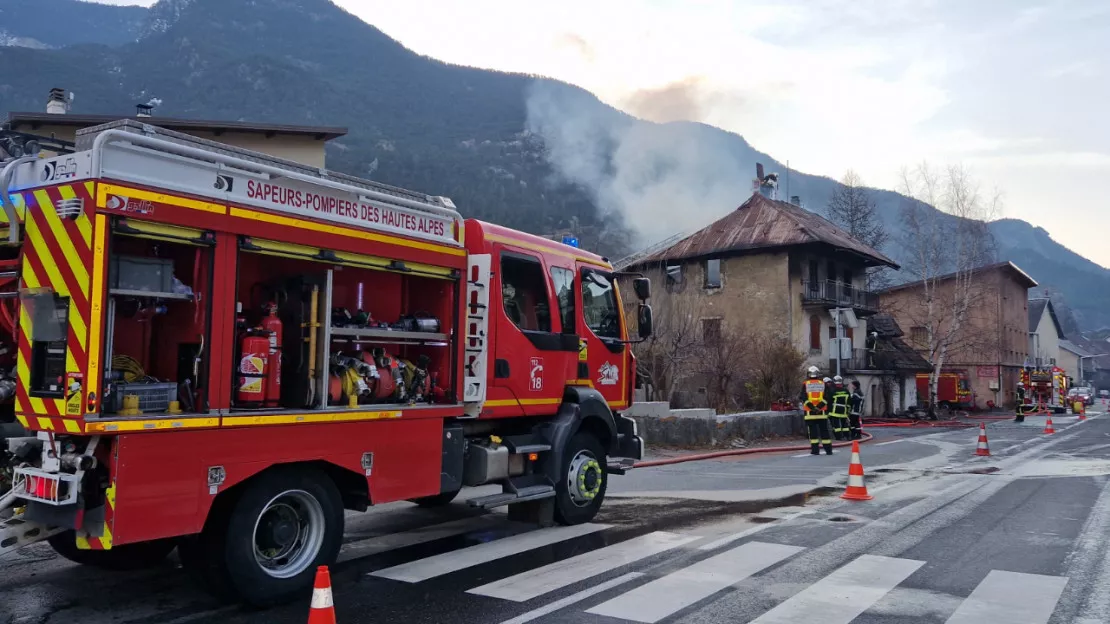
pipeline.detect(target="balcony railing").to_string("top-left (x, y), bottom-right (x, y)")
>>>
top-left (831, 348), bottom-right (872, 372)
top-left (802, 279), bottom-right (879, 314)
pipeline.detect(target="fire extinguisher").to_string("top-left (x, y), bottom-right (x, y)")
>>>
top-left (237, 328), bottom-right (270, 406)
top-left (260, 302), bottom-right (283, 408)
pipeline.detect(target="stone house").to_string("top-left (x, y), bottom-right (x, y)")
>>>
top-left (1027, 298), bottom-right (1063, 369)
top-left (619, 190), bottom-right (899, 376)
top-left (879, 262), bottom-right (1037, 409)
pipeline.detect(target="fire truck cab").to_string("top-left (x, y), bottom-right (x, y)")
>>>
top-left (0, 120), bottom-right (650, 605)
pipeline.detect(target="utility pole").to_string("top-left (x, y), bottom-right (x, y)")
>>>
top-left (834, 307), bottom-right (843, 377)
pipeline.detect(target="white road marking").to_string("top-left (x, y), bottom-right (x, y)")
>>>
top-left (587, 541), bottom-right (804, 623)
top-left (697, 510), bottom-right (815, 551)
top-left (338, 516), bottom-right (501, 562)
top-left (370, 523), bottom-right (608, 583)
top-left (468, 531), bottom-right (698, 601)
top-left (874, 440), bottom-right (906, 446)
top-left (748, 554), bottom-right (925, 623)
top-left (944, 570), bottom-right (1068, 624)
top-left (494, 572), bottom-right (644, 624)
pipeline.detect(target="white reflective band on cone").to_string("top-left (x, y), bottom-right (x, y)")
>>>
top-left (311, 587), bottom-right (334, 609)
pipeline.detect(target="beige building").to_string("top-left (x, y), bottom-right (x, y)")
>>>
top-left (1027, 298), bottom-right (1063, 369)
top-left (621, 190), bottom-right (898, 374)
top-left (4, 89), bottom-right (345, 168)
top-left (880, 262), bottom-right (1037, 408)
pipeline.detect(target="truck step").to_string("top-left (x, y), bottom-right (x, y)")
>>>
top-left (606, 458), bottom-right (637, 475)
top-left (506, 443), bottom-right (551, 454)
top-left (467, 485), bottom-right (555, 509)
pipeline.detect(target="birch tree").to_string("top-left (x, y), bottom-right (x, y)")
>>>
top-left (897, 163), bottom-right (999, 418)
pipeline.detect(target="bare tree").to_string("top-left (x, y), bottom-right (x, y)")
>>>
top-left (827, 170), bottom-right (889, 287)
top-left (896, 163), bottom-right (999, 418)
top-left (745, 333), bottom-right (806, 410)
top-left (628, 269), bottom-right (705, 403)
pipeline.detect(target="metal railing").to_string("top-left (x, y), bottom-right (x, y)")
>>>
top-left (831, 348), bottom-right (872, 372)
top-left (802, 279), bottom-right (879, 313)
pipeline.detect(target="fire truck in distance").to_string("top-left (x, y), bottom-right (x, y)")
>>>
top-left (916, 370), bottom-right (972, 409)
top-left (1022, 366), bottom-right (1069, 413)
top-left (0, 120), bottom-right (651, 606)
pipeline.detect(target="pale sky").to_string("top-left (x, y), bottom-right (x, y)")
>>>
top-left (93, 0), bottom-right (1110, 267)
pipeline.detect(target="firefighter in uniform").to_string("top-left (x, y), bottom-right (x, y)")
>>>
top-left (1014, 381), bottom-right (1027, 423)
top-left (830, 376), bottom-right (851, 440)
top-left (802, 367), bottom-right (834, 455)
top-left (848, 381), bottom-right (865, 440)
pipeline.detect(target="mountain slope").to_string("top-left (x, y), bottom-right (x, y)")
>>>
top-left (3, 0), bottom-right (1110, 330)
top-left (0, 0), bottom-right (146, 48)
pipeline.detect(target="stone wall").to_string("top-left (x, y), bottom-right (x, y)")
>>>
top-left (627, 402), bottom-right (806, 447)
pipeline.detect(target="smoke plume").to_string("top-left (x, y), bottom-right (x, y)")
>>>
top-left (524, 79), bottom-right (754, 250)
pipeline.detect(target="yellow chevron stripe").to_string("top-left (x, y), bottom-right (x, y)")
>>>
top-left (57, 185), bottom-right (92, 247)
top-left (62, 419), bottom-right (81, 433)
top-left (75, 534), bottom-right (91, 550)
top-left (25, 210), bottom-right (88, 351)
top-left (16, 270), bottom-right (47, 415)
top-left (15, 415), bottom-right (27, 428)
top-left (105, 483), bottom-right (116, 510)
top-left (35, 189), bottom-right (91, 300)
top-left (36, 417), bottom-right (54, 431)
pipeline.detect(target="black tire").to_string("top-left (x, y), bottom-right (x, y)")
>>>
top-left (209, 467), bottom-right (344, 607)
top-left (409, 489), bottom-right (461, 507)
top-left (48, 531), bottom-right (176, 570)
top-left (554, 431), bottom-right (608, 526)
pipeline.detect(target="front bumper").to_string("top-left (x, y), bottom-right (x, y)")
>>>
top-left (613, 415), bottom-right (644, 461)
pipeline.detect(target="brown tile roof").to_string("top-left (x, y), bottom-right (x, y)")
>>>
top-left (627, 192), bottom-right (898, 269)
top-left (878, 261), bottom-right (1038, 294)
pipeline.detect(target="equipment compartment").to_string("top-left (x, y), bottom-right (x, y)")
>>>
top-left (231, 241), bottom-right (458, 412)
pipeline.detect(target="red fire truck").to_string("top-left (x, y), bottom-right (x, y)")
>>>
top-left (916, 370), bottom-right (972, 409)
top-left (1022, 366), bottom-right (1068, 413)
top-left (0, 120), bottom-right (651, 605)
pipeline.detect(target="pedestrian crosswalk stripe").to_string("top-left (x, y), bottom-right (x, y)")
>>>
top-left (586, 541), bottom-right (804, 623)
top-left (370, 522), bottom-right (608, 583)
top-left (468, 531), bottom-right (698, 602)
top-left (495, 572), bottom-right (644, 624)
top-left (338, 516), bottom-right (501, 562)
top-left (944, 570), bottom-right (1068, 624)
top-left (748, 554), bottom-right (925, 624)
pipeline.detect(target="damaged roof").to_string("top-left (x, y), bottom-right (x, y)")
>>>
top-left (626, 192), bottom-right (899, 269)
top-left (868, 313), bottom-right (932, 371)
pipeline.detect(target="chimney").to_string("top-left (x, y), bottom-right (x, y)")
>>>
top-left (790, 195), bottom-right (802, 206)
top-left (135, 103), bottom-right (154, 118)
top-left (46, 88), bottom-right (67, 115)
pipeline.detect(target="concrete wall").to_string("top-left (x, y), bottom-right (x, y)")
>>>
top-left (636, 409), bottom-right (807, 447)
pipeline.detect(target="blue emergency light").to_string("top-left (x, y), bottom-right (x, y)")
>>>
top-left (562, 235), bottom-right (579, 248)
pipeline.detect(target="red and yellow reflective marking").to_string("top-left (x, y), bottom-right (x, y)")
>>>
top-left (77, 482), bottom-right (114, 551)
top-left (85, 417), bottom-right (221, 433)
top-left (96, 183), bottom-right (225, 214)
top-left (222, 410), bottom-right (402, 427)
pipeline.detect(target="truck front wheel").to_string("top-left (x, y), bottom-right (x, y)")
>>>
top-left (218, 468), bottom-right (344, 607)
top-left (554, 431), bottom-right (608, 525)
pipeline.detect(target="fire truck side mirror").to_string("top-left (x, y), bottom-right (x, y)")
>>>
top-left (633, 277), bottom-right (651, 300)
top-left (637, 304), bottom-right (654, 339)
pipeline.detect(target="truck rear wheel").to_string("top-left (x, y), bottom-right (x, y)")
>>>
top-left (216, 467), bottom-right (344, 607)
top-left (48, 531), bottom-right (176, 570)
top-left (554, 431), bottom-right (607, 525)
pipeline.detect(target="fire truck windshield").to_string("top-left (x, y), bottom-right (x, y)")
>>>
top-left (582, 270), bottom-right (621, 340)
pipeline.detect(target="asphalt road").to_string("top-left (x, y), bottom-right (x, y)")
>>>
top-left (4, 412), bottom-right (1109, 624)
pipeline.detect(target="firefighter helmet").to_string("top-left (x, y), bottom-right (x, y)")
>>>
top-left (807, 366), bottom-right (819, 377)
top-left (823, 377), bottom-right (832, 383)
top-left (833, 375), bottom-right (843, 383)
top-left (1017, 381), bottom-right (1024, 386)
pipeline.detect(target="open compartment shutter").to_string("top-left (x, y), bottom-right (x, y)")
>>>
top-left (112, 218), bottom-right (214, 246)
top-left (239, 237), bottom-right (458, 280)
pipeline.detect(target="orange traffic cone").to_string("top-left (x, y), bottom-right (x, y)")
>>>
top-left (841, 440), bottom-right (873, 501)
top-left (308, 566), bottom-right (337, 624)
top-left (975, 423), bottom-right (991, 456)
top-left (1043, 415), bottom-right (1055, 435)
